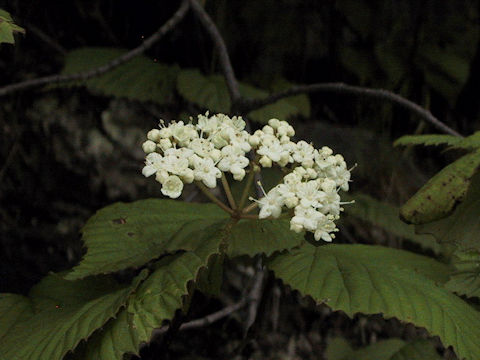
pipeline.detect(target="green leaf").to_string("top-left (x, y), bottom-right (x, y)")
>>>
top-left (390, 339), bottom-right (443, 360)
top-left (325, 337), bottom-right (354, 360)
top-left (60, 47), bottom-right (179, 104)
top-left (320, 338), bottom-right (441, 360)
top-left (416, 172), bottom-right (480, 251)
top-left (267, 243), bottom-right (480, 360)
top-left (345, 339), bottom-right (406, 360)
top-left (65, 199), bottom-right (228, 279)
top-left (177, 70), bottom-right (231, 113)
top-left (78, 222), bottom-right (225, 359)
top-left (400, 149), bottom-right (480, 224)
top-left (393, 134), bottom-right (461, 148)
top-left (445, 250), bottom-right (480, 299)
top-left (76, 309), bottom-right (139, 360)
top-left (195, 254), bottom-right (224, 297)
top-left (176, 69), bottom-right (310, 123)
top-left (449, 131), bottom-right (480, 151)
top-left (227, 219), bottom-right (304, 257)
top-left (0, 9), bottom-right (24, 45)
top-left (343, 192), bottom-right (440, 253)
top-left (0, 294), bottom-right (34, 340)
top-left (0, 272), bottom-right (145, 360)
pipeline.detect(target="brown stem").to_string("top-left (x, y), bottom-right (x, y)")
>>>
top-left (189, 0), bottom-right (241, 104)
top-left (221, 173), bottom-right (237, 210)
top-left (195, 181), bottom-right (234, 215)
top-left (241, 83), bottom-right (462, 137)
top-left (0, 0), bottom-right (190, 96)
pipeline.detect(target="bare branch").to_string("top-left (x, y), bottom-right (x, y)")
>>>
top-left (0, 0), bottom-right (190, 97)
top-left (189, 0), bottom-right (241, 105)
top-left (148, 299), bottom-right (247, 340)
top-left (242, 83), bottom-right (463, 137)
top-left (244, 257), bottom-right (265, 333)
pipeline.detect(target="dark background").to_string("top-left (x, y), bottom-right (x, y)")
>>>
top-left (0, 1), bottom-right (478, 358)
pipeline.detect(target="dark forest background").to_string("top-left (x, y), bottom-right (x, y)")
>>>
top-left (1, 1), bottom-right (479, 358)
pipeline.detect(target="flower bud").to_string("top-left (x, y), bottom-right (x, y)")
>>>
top-left (142, 140), bottom-right (157, 154)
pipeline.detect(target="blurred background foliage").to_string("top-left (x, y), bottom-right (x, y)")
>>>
top-left (1, 0), bottom-right (479, 358)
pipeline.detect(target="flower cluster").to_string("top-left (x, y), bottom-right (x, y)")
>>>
top-left (142, 113), bottom-right (251, 198)
top-left (141, 113), bottom-right (352, 242)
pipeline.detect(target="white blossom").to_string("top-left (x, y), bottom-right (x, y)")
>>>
top-left (161, 175), bottom-right (183, 199)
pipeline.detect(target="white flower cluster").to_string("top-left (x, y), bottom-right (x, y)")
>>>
top-left (141, 114), bottom-right (352, 242)
top-left (247, 119), bottom-right (351, 242)
top-left (142, 113), bottom-right (251, 198)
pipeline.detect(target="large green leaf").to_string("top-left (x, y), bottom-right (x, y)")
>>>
top-left (79, 224), bottom-right (225, 359)
top-left (0, 9), bottom-right (24, 45)
top-left (227, 219), bottom-right (304, 257)
top-left (176, 69), bottom-right (310, 123)
top-left (389, 340), bottom-right (443, 360)
top-left (400, 149), bottom-right (480, 224)
top-left (393, 134), bottom-right (461, 148)
top-left (0, 272), bottom-right (146, 360)
top-left (445, 250), bottom-right (480, 299)
top-left (343, 193), bottom-right (440, 252)
top-left (60, 47), bottom-right (179, 104)
top-left (416, 172), bottom-right (480, 251)
top-left (323, 338), bottom-right (441, 360)
top-left (0, 294), bottom-right (33, 340)
top-left (267, 243), bottom-right (480, 360)
top-left (65, 199), bottom-right (228, 279)
top-left (344, 339), bottom-right (406, 360)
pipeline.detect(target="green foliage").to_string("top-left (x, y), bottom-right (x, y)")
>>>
top-left (267, 243), bottom-right (480, 360)
top-left (176, 69), bottom-right (310, 123)
top-left (0, 9), bottom-right (24, 45)
top-left (400, 149), bottom-right (480, 224)
top-left (227, 219), bottom-right (303, 257)
top-left (416, 172), bottom-right (480, 251)
top-left (326, 337), bottom-right (443, 360)
top-left (0, 272), bottom-right (146, 360)
top-left (65, 199), bottom-right (228, 279)
top-left (449, 131), bottom-right (480, 151)
top-left (445, 249), bottom-right (480, 299)
top-left (343, 192), bottom-right (440, 252)
top-left (61, 47), bottom-right (179, 104)
top-left (393, 134), bottom-right (461, 148)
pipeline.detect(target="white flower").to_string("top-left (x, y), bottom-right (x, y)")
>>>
top-left (314, 215), bottom-right (338, 242)
top-left (217, 145), bottom-right (249, 174)
top-left (192, 155), bottom-right (221, 188)
top-left (161, 175), bottom-right (183, 199)
top-left (293, 141), bottom-right (315, 168)
top-left (142, 152), bottom-right (163, 177)
top-left (291, 206), bottom-right (323, 232)
top-left (257, 138), bottom-right (286, 163)
top-left (147, 129), bottom-right (161, 142)
top-left (142, 140), bottom-right (157, 154)
top-left (296, 181), bottom-right (324, 208)
top-left (158, 138), bottom-right (172, 151)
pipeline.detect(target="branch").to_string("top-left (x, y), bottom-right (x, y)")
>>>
top-left (148, 299), bottom-right (247, 340)
top-left (242, 83), bottom-right (463, 137)
top-left (0, 0), bottom-right (190, 97)
top-left (189, 0), bottom-right (241, 105)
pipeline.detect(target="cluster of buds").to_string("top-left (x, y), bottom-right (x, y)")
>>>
top-left (142, 113), bottom-right (352, 242)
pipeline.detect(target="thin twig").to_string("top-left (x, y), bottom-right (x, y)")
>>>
top-left (189, 0), bottom-right (241, 104)
top-left (195, 181), bottom-right (234, 215)
top-left (24, 22), bottom-right (67, 55)
top-left (245, 256), bottom-right (265, 333)
top-left (242, 83), bottom-right (462, 137)
top-left (0, 0), bottom-right (190, 97)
